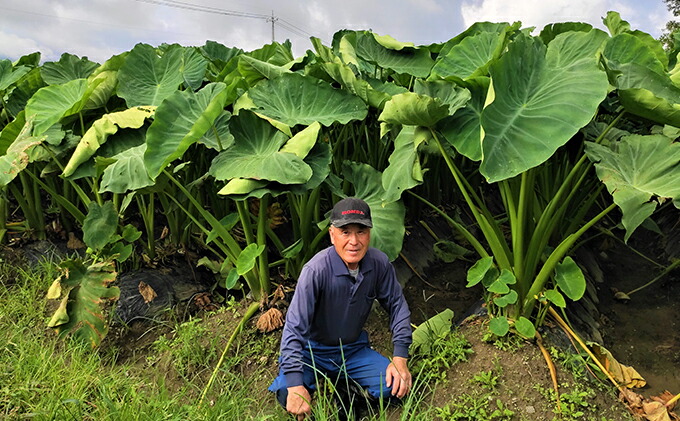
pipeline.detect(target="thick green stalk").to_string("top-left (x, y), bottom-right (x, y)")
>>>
top-left (257, 194), bottom-right (270, 297)
top-left (198, 301), bottom-right (260, 408)
top-left (25, 172), bottom-right (86, 223)
top-left (0, 187), bottom-right (6, 242)
top-left (235, 200), bottom-right (255, 246)
top-left (407, 190), bottom-right (488, 259)
top-left (513, 172), bottom-right (532, 295)
top-left (163, 170), bottom-right (242, 258)
top-left (431, 130), bottom-right (511, 268)
top-left (522, 203), bottom-right (617, 317)
top-left (135, 194), bottom-right (156, 260)
top-left (163, 193), bottom-right (233, 260)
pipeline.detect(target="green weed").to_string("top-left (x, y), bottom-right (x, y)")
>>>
top-left (410, 328), bottom-right (473, 382)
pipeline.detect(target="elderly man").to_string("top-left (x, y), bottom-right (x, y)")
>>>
top-left (269, 197), bottom-right (412, 419)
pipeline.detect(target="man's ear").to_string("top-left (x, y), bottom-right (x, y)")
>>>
top-left (328, 226), bottom-right (335, 244)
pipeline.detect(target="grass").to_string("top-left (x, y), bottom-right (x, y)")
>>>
top-left (0, 255), bottom-right (636, 421)
top-left (0, 259), bottom-right (279, 420)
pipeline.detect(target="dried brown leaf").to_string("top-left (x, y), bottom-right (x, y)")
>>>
top-left (643, 401), bottom-right (672, 421)
top-left (256, 308), bottom-right (284, 333)
top-left (138, 281), bottom-right (157, 303)
top-left (67, 232), bottom-right (85, 250)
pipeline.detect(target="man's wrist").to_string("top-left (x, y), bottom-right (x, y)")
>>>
top-left (285, 372), bottom-right (304, 388)
top-left (393, 344), bottom-right (410, 359)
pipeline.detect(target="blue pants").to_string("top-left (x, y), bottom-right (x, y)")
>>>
top-left (269, 331), bottom-right (392, 405)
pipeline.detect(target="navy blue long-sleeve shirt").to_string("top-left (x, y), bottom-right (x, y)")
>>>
top-left (279, 245), bottom-right (412, 388)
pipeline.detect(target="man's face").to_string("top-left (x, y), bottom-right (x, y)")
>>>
top-left (329, 223), bottom-right (371, 270)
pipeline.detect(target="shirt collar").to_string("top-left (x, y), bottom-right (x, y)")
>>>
top-left (328, 246), bottom-right (374, 276)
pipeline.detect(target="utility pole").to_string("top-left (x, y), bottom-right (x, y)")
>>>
top-left (266, 10), bottom-right (278, 42)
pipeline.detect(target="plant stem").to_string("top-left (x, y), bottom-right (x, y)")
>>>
top-left (625, 258), bottom-right (680, 297)
top-left (198, 301), bottom-right (260, 408)
top-left (257, 195), bottom-right (270, 297)
top-left (548, 307), bottom-right (623, 391)
top-left (431, 129), bottom-right (512, 268)
top-left (407, 190), bottom-right (488, 259)
top-left (523, 203), bottom-right (617, 317)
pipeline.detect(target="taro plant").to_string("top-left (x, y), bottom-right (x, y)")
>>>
top-left (46, 201), bottom-right (140, 348)
top-left (365, 13), bottom-right (680, 338)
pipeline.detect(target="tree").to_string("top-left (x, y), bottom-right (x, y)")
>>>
top-left (660, 0), bottom-right (680, 49)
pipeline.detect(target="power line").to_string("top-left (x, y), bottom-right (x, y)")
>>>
top-left (134, 0), bottom-right (320, 42)
top-left (0, 5), bottom-right (199, 37)
top-left (134, 0), bottom-right (269, 20)
top-left (278, 17), bottom-right (316, 38)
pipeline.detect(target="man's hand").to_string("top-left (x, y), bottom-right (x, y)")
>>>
top-left (385, 356), bottom-right (412, 399)
top-left (286, 385), bottom-right (312, 420)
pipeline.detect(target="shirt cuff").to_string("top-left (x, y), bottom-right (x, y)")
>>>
top-left (285, 371), bottom-right (304, 388)
top-left (393, 344), bottom-right (410, 359)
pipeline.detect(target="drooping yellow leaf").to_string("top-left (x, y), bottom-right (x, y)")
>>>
top-left (47, 295), bottom-right (70, 328)
top-left (591, 343), bottom-right (646, 388)
top-left (46, 279), bottom-right (62, 299)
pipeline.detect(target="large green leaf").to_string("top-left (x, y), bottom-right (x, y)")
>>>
top-left (554, 256), bottom-right (586, 301)
top-left (63, 106), bottom-right (155, 177)
top-left (198, 110), bottom-right (234, 151)
top-left (210, 111), bottom-right (312, 184)
top-left (320, 61), bottom-right (391, 109)
top-left (381, 126), bottom-right (427, 202)
top-left (47, 259), bottom-right (119, 348)
top-left (248, 72), bottom-right (368, 126)
top-left (410, 309), bottom-right (454, 355)
top-left (117, 43), bottom-right (184, 107)
top-left (40, 53), bottom-right (99, 85)
top-left (438, 22), bottom-right (516, 58)
top-left (221, 141), bottom-right (333, 198)
top-left (144, 82), bottom-right (228, 178)
top-left (101, 143), bottom-right (154, 193)
top-left (414, 80), bottom-right (471, 115)
top-left (82, 201), bottom-right (118, 251)
top-left (604, 34), bottom-right (680, 126)
top-left (585, 134), bottom-right (680, 241)
top-left (436, 77), bottom-right (488, 161)
top-left (431, 31), bottom-right (504, 80)
top-left (0, 118), bottom-right (42, 187)
top-left (84, 52), bottom-right (127, 110)
top-left (4, 67), bottom-right (45, 119)
top-left (480, 30), bottom-right (609, 182)
top-left (247, 41), bottom-right (295, 66)
top-left (180, 47), bottom-right (208, 91)
top-left (355, 32), bottom-right (434, 78)
top-left (0, 59), bottom-right (30, 92)
top-left (0, 111), bottom-right (26, 155)
top-left (341, 161), bottom-right (405, 261)
top-left (539, 22), bottom-right (594, 44)
top-left (237, 55), bottom-right (292, 86)
top-left (24, 78), bottom-right (89, 136)
top-left (379, 92), bottom-right (450, 127)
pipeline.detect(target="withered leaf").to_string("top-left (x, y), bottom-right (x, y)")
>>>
top-left (67, 232), bottom-right (85, 249)
top-left (138, 281), bottom-right (157, 303)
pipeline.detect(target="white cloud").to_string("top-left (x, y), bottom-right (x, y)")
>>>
top-left (406, 0), bottom-right (443, 14)
top-left (460, 0), bottom-right (612, 33)
top-left (0, 30), bottom-right (52, 61)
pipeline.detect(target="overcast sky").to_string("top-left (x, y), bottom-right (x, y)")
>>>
top-left (0, 0), bottom-right (674, 64)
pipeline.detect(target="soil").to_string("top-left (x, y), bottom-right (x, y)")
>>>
top-left (598, 242), bottom-right (680, 398)
top-left (4, 216), bottom-right (679, 420)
